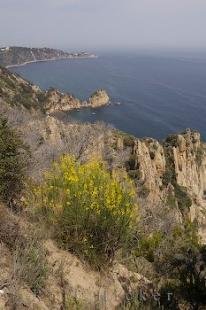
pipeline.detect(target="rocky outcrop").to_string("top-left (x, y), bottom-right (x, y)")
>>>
top-left (44, 88), bottom-right (110, 114)
top-left (86, 89), bottom-right (110, 108)
top-left (112, 130), bottom-right (206, 202)
top-left (112, 130), bottom-right (206, 239)
top-left (42, 240), bottom-right (149, 309)
top-left (0, 229), bottom-right (150, 310)
top-left (43, 89), bottom-right (81, 113)
top-left (0, 67), bottom-right (109, 113)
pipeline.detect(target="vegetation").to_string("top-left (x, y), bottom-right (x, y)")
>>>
top-left (146, 230), bottom-right (205, 309)
top-left (0, 203), bottom-right (21, 250)
top-left (118, 289), bottom-right (160, 310)
top-left (159, 246), bottom-right (206, 309)
top-left (30, 155), bottom-right (137, 268)
top-left (65, 296), bottom-right (87, 310)
top-left (123, 210), bottom-right (204, 308)
top-left (0, 67), bottom-right (45, 109)
top-left (0, 117), bottom-right (28, 207)
top-left (135, 231), bottom-right (164, 263)
top-left (174, 184), bottom-right (192, 213)
top-left (13, 232), bottom-right (48, 295)
top-left (0, 46), bottom-right (72, 67)
top-left (196, 146), bottom-right (204, 167)
top-left (0, 204), bottom-right (48, 299)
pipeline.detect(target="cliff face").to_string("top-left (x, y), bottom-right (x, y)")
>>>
top-left (111, 130), bottom-right (206, 238)
top-left (118, 130), bottom-right (206, 204)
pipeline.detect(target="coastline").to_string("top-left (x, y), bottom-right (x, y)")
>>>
top-left (6, 54), bottom-right (98, 69)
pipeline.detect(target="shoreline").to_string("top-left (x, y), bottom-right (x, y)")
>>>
top-left (6, 55), bottom-right (98, 69)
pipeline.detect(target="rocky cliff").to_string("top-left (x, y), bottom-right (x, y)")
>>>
top-left (114, 130), bottom-right (206, 203)
top-left (110, 130), bottom-right (206, 239)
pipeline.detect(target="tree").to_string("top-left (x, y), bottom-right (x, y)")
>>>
top-left (0, 117), bottom-right (28, 207)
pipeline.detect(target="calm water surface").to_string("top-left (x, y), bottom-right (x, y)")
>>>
top-left (11, 51), bottom-right (206, 140)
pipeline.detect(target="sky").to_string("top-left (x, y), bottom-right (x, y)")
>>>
top-left (0, 0), bottom-right (206, 51)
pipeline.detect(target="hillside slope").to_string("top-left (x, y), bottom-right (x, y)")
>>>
top-left (1, 67), bottom-right (206, 308)
top-left (1, 67), bottom-right (205, 229)
top-left (0, 66), bottom-right (109, 113)
top-left (0, 46), bottom-right (95, 67)
top-left (1, 66), bottom-right (206, 233)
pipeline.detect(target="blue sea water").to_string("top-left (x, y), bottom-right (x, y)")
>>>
top-left (11, 51), bottom-right (206, 140)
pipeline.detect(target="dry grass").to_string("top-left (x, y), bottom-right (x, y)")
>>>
top-left (0, 204), bottom-right (21, 250)
top-left (13, 232), bottom-right (48, 295)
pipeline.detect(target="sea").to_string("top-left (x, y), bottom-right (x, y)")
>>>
top-left (11, 50), bottom-right (206, 141)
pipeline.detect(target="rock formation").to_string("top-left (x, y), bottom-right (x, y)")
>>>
top-left (44, 88), bottom-right (110, 114)
top-left (0, 67), bottom-right (109, 113)
top-left (86, 89), bottom-right (110, 108)
top-left (43, 88), bottom-right (81, 113)
top-left (112, 130), bottom-right (206, 239)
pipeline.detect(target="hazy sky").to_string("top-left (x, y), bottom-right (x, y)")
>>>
top-left (1, 0), bottom-right (206, 50)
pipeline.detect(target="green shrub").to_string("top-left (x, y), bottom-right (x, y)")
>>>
top-left (0, 117), bottom-right (28, 206)
top-left (162, 170), bottom-right (174, 186)
top-left (164, 135), bottom-right (178, 148)
top-left (196, 146), bottom-right (204, 167)
top-left (118, 289), bottom-right (160, 310)
top-left (158, 245), bottom-right (206, 308)
top-left (166, 192), bottom-right (176, 208)
top-left (65, 296), bottom-right (86, 310)
top-left (31, 155), bottom-right (137, 268)
top-left (135, 232), bottom-right (164, 262)
top-left (138, 185), bottom-right (150, 199)
top-left (174, 185), bottom-right (192, 213)
top-left (123, 134), bottom-right (135, 147)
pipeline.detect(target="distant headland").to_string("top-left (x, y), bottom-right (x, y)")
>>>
top-left (0, 46), bottom-right (97, 68)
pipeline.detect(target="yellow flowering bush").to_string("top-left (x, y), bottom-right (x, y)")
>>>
top-left (32, 155), bottom-right (137, 268)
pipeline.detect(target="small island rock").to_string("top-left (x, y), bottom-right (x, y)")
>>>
top-left (87, 89), bottom-right (110, 108)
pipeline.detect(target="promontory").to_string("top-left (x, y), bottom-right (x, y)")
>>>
top-left (0, 46), bottom-right (97, 68)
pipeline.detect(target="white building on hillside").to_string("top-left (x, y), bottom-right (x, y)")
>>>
top-left (0, 47), bottom-right (10, 52)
